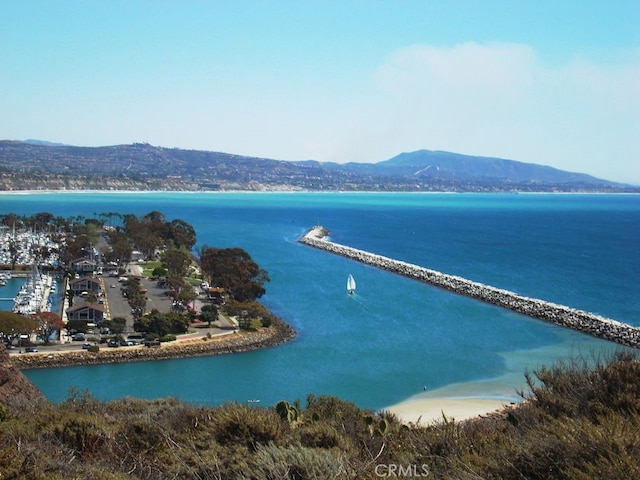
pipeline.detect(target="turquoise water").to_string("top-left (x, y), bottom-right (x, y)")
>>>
top-left (2, 192), bottom-right (638, 410)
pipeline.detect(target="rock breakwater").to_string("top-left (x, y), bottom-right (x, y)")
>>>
top-left (11, 317), bottom-right (296, 370)
top-left (300, 226), bottom-right (640, 349)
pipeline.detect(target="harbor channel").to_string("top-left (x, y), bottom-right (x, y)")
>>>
top-left (300, 226), bottom-right (640, 349)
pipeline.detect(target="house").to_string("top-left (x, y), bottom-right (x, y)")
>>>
top-left (65, 302), bottom-right (105, 323)
top-left (71, 258), bottom-right (97, 275)
top-left (69, 276), bottom-right (102, 296)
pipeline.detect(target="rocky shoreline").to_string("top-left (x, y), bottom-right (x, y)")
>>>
top-left (300, 226), bottom-right (640, 349)
top-left (10, 317), bottom-right (296, 370)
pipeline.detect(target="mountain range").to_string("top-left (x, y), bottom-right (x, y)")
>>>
top-left (0, 140), bottom-right (635, 192)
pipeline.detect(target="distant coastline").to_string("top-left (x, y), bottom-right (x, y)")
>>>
top-left (2, 141), bottom-right (636, 193)
top-left (1, 189), bottom-right (639, 196)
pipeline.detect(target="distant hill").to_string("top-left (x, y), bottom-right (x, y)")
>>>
top-left (360, 150), bottom-right (611, 185)
top-left (0, 140), bottom-right (635, 192)
top-left (23, 139), bottom-right (67, 147)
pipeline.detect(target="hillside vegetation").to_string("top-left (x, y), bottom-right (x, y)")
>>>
top-left (1, 350), bottom-right (639, 479)
top-left (1, 140), bottom-right (635, 192)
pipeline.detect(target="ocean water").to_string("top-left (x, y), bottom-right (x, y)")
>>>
top-left (1, 192), bottom-right (638, 410)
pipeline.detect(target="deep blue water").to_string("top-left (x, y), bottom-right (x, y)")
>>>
top-left (1, 192), bottom-right (638, 410)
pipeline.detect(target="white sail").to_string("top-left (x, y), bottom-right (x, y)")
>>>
top-left (347, 274), bottom-right (356, 294)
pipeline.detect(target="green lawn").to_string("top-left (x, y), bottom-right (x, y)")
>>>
top-left (140, 261), bottom-right (162, 277)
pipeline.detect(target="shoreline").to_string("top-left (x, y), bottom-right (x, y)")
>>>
top-left (383, 374), bottom-right (524, 425)
top-left (9, 316), bottom-right (296, 370)
top-left (1, 190), bottom-right (638, 196)
top-left (386, 396), bottom-right (516, 424)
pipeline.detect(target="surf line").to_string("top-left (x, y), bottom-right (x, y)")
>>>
top-left (300, 226), bottom-right (640, 349)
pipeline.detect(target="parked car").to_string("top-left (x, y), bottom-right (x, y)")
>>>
top-left (107, 340), bottom-right (119, 348)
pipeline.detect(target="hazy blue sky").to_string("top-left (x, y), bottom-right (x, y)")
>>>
top-left (2, 1), bottom-right (639, 183)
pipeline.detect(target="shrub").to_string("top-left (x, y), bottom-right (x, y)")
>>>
top-left (0, 351), bottom-right (638, 478)
top-left (299, 422), bottom-right (344, 449)
top-left (212, 404), bottom-right (283, 451)
top-left (55, 416), bottom-right (111, 455)
top-left (245, 443), bottom-right (347, 480)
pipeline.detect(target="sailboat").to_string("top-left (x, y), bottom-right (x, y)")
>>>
top-left (346, 274), bottom-right (356, 295)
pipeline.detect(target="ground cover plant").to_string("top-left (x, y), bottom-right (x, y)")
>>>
top-left (0, 351), bottom-right (639, 479)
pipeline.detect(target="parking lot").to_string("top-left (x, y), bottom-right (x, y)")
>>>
top-left (102, 276), bottom-right (174, 331)
top-left (8, 272), bottom-right (235, 356)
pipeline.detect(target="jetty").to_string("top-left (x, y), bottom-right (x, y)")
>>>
top-left (300, 226), bottom-right (640, 349)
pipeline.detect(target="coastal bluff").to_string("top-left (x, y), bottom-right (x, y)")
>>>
top-left (0, 344), bottom-right (45, 404)
top-left (300, 226), bottom-right (640, 349)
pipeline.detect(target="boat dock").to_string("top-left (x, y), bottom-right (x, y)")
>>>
top-left (300, 226), bottom-right (640, 349)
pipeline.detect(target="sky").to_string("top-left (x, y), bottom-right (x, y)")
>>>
top-left (1, 1), bottom-right (639, 183)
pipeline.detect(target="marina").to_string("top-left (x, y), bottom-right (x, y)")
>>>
top-left (11, 266), bottom-right (54, 315)
top-left (0, 227), bottom-right (62, 317)
top-left (0, 226), bottom-right (60, 268)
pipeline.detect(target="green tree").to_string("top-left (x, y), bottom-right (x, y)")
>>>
top-left (0, 311), bottom-right (38, 342)
top-left (200, 304), bottom-right (218, 328)
top-left (105, 317), bottom-right (127, 335)
top-left (236, 310), bottom-right (252, 330)
top-left (134, 310), bottom-right (190, 337)
top-left (60, 232), bottom-right (90, 264)
top-left (8, 237), bottom-right (18, 270)
top-left (141, 210), bottom-right (166, 225)
top-left (152, 266), bottom-right (168, 278)
top-left (66, 320), bottom-right (88, 334)
top-left (83, 219), bottom-right (101, 246)
top-left (106, 231), bottom-right (133, 266)
top-left (125, 277), bottom-right (147, 318)
top-left (161, 247), bottom-right (191, 279)
top-left (31, 311), bottom-right (65, 344)
top-left (134, 232), bottom-right (162, 259)
top-left (167, 219), bottom-right (196, 250)
top-left (0, 213), bottom-right (21, 229)
top-left (32, 211), bottom-right (54, 230)
top-left (176, 282), bottom-right (197, 306)
top-left (199, 247), bottom-right (269, 302)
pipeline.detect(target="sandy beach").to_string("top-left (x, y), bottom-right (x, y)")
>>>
top-left (386, 396), bottom-right (513, 424)
top-left (383, 375), bottom-right (524, 425)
